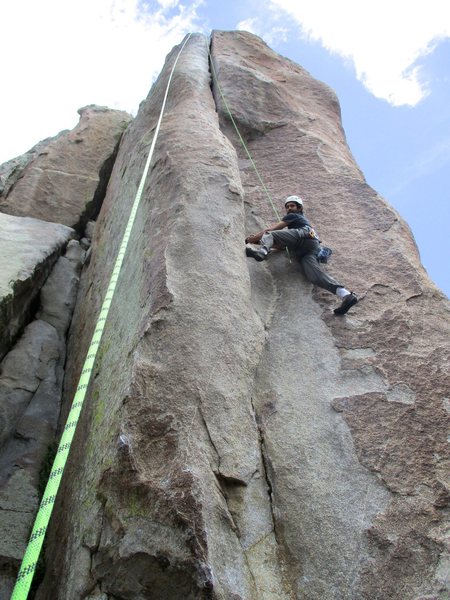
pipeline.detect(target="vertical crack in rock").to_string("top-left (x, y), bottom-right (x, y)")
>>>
top-left (197, 403), bottom-right (221, 473)
top-left (207, 34), bottom-right (296, 598)
top-left (249, 395), bottom-right (288, 569)
top-left (250, 397), bottom-right (276, 535)
top-left (73, 135), bottom-right (123, 235)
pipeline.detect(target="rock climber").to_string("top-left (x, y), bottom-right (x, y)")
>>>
top-left (245, 195), bottom-right (358, 315)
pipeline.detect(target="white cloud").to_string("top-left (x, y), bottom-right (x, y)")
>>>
top-left (236, 15), bottom-right (289, 47)
top-left (156, 0), bottom-right (182, 8)
top-left (269, 0), bottom-right (450, 106)
top-left (237, 18), bottom-right (259, 34)
top-left (0, 0), bottom-right (202, 163)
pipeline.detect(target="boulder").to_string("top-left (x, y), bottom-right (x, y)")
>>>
top-left (0, 243), bottom-right (84, 599)
top-left (0, 105), bottom-right (132, 229)
top-left (0, 212), bottom-right (74, 361)
top-left (0, 133), bottom-right (67, 197)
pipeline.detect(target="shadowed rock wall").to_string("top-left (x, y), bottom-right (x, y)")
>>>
top-left (13, 31), bottom-right (450, 600)
top-left (0, 107), bottom-right (131, 599)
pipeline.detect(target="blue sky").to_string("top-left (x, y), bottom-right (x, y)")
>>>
top-left (1, 0), bottom-right (449, 297)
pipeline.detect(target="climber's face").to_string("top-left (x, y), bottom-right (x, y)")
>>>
top-left (285, 202), bottom-right (301, 213)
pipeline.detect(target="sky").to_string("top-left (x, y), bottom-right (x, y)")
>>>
top-left (1, 0), bottom-right (449, 297)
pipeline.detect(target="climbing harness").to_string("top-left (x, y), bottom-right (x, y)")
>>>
top-left (10, 32), bottom-right (194, 600)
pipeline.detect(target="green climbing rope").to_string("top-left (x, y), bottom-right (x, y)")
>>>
top-left (10, 31), bottom-right (194, 600)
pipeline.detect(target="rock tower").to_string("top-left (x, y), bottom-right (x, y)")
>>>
top-left (1, 31), bottom-right (448, 600)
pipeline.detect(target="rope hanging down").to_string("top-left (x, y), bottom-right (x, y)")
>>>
top-left (206, 38), bottom-right (282, 223)
top-left (10, 32), bottom-right (194, 600)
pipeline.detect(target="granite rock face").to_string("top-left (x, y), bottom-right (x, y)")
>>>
top-left (0, 105), bottom-right (130, 598)
top-left (0, 133), bottom-right (67, 198)
top-left (0, 105), bottom-right (132, 229)
top-left (0, 212), bottom-right (74, 361)
top-left (0, 241), bottom-right (84, 599)
top-left (3, 31), bottom-right (449, 599)
top-left (210, 32), bottom-right (450, 599)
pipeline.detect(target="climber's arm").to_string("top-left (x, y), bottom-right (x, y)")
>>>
top-left (266, 221), bottom-right (287, 232)
top-left (245, 220), bottom-right (286, 243)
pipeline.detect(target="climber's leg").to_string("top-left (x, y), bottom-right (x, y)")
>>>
top-left (301, 253), bottom-right (342, 293)
top-left (246, 229), bottom-right (307, 261)
top-left (301, 253), bottom-right (358, 314)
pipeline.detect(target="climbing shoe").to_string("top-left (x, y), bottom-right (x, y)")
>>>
top-left (246, 246), bottom-right (268, 262)
top-left (334, 292), bottom-right (358, 315)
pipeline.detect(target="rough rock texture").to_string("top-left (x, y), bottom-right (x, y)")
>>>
top-left (0, 212), bottom-right (74, 361)
top-left (210, 32), bottom-right (450, 599)
top-left (0, 241), bottom-right (84, 599)
top-left (0, 133), bottom-right (67, 197)
top-left (0, 105), bottom-right (132, 229)
top-left (39, 33), bottom-right (281, 600)
top-left (5, 30), bottom-right (447, 599)
top-left (0, 103), bottom-right (128, 599)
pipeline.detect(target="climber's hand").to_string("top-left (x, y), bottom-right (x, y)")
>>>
top-left (245, 233), bottom-right (261, 244)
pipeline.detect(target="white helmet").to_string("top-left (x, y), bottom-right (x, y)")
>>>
top-left (285, 195), bottom-right (303, 207)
